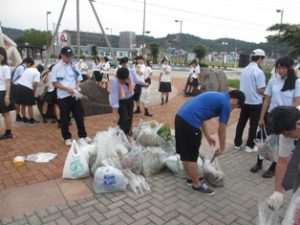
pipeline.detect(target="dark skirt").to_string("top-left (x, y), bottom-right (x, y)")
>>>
top-left (159, 82), bottom-right (172, 93)
top-left (15, 85), bottom-right (36, 106)
top-left (81, 74), bottom-right (88, 82)
top-left (43, 90), bottom-right (58, 105)
top-left (10, 84), bottom-right (18, 101)
top-left (0, 90), bottom-right (16, 113)
top-left (132, 84), bottom-right (142, 101)
top-left (191, 78), bottom-right (198, 87)
top-left (93, 71), bottom-right (103, 82)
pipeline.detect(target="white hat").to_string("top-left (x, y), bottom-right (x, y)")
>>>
top-left (251, 49), bottom-right (266, 57)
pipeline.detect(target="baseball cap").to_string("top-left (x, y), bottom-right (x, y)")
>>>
top-left (250, 49), bottom-right (266, 57)
top-left (60, 46), bottom-right (74, 56)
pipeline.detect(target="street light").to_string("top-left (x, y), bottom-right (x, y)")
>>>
top-left (46, 11), bottom-right (51, 32)
top-left (276, 9), bottom-right (284, 58)
top-left (105, 27), bottom-right (112, 43)
top-left (221, 42), bottom-right (228, 68)
top-left (174, 19), bottom-right (183, 34)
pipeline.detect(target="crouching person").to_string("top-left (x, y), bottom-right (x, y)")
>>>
top-left (110, 67), bottom-right (148, 135)
top-left (175, 90), bottom-right (245, 195)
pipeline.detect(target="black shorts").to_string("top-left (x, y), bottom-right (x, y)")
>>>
top-left (132, 84), bottom-right (142, 101)
top-left (43, 90), bottom-right (58, 104)
top-left (0, 91), bottom-right (15, 113)
top-left (175, 115), bottom-right (201, 162)
top-left (93, 71), bottom-right (103, 82)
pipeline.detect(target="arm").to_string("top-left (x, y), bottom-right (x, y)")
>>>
top-left (275, 156), bottom-right (290, 193)
top-left (109, 79), bottom-right (120, 108)
top-left (217, 122), bottom-right (227, 156)
top-left (257, 87), bottom-right (265, 96)
top-left (53, 82), bottom-right (74, 94)
top-left (201, 121), bottom-right (216, 146)
top-left (4, 79), bottom-right (11, 106)
top-left (258, 95), bottom-right (271, 127)
top-left (293, 97), bottom-right (300, 106)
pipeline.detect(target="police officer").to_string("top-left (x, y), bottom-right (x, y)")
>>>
top-left (51, 46), bottom-right (90, 146)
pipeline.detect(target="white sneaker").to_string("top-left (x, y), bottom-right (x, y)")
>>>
top-left (65, 139), bottom-right (73, 146)
top-left (234, 145), bottom-right (241, 150)
top-left (84, 136), bottom-right (92, 143)
top-left (244, 146), bottom-right (258, 153)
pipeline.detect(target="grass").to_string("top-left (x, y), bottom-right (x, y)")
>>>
top-left (228, 79), bottom-right (240, 89)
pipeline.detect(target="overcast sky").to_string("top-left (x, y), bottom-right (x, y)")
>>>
top-left (1, 0), bottom-right (299, 43)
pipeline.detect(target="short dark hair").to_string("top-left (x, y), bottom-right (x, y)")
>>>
top-left (104, 56), bottom-right (109, 62)
top-left (228, 89), bottom-right (245, 108)
top-left (0, 47), bottom-right (8, 65)
top-left (135, 55), bottom-right (144, 61)
top-left (276, 56), bottom-right (297, 92)
top-left (116, 67), bottom-right (129, 80)
top-left (36, 64), bottom-right (44, 73)
top-left (269, 106), bottom-right (300, 134)
top-left (23, 57), bottom-right (34, 66)
top-left (251, 55), bottom-right (264, 62)
top-left (119, 57), bottom-right (129, 65)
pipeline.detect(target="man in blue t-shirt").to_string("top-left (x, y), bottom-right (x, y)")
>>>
top-left (175, 90), bottom-right (245, 195)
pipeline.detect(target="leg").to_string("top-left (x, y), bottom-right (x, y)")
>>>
top-left (165, 93), bottom-right (169, 103)
top-left (246, 105), bottom-right (262, 148)
top-left (125, 98), bottom-right (134, 135)
top-left (161, 93), bottom-right (165, 105)
top-left (133, 100), bottom-right (141, 113)
top-left (118, 100), bottom-right (129, 134)
top-left (182, 161), bottom-right (201, 187)
top-left (71, 99), bottom-right (87, 138)
top-left (42, 102), bottom-right (48, 123)
top-left (21, 105), bottom-right (26, 118)
top-left (58, 97), bottom-right (72, 140)
top-left (0, 112), bottom-right (13, 139)
top-left (28, 106), bottom-right (34, 119)
top-left (234, 105), bottom-right (249, 147)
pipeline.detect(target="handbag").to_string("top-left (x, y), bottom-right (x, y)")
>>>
top-left (254, 127), bottom-right (279, 161)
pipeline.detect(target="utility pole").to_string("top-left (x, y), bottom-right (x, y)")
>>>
top-left (76, 0), bottom-right (80, 59)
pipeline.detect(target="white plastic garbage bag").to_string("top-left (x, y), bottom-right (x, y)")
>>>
top-left (76, 139), bottom-right (97, 168)
top-left (282, 186), bottom-right (300, 225)
top-left (26, 152), bottom-right (57, 163)
top-left (257, 201), bottom-right (280, 225)
top-left (93, 166), bottom-right (128, 193)
top-left (202, 158), bottom-right (224, 187)
top-left (121, 146), bottom-right (144, 174)
top-left (123, 170), bottom-right (150, 196)
top-left (63, 140), bottom-right (90, 179)
top-left (142, 147), bottom-right (168, 177)
top-left (165, 154), bottom-right (185, 177)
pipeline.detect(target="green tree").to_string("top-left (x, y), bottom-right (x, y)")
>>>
top-left (15, 29), bottom-right (52, 47)
top-left (267, 23), bottom-right (300, 57)
top-left (149, 43), bottom-right (160, 63)
top-left (90, 45), bottom-right (97, 57)
top-left (193, 44), bottom-right (207, 61)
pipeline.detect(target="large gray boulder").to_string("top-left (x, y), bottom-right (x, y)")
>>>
top-left (199, 68), bottom-right (229, 92)
top-left (80, 80), bottom-right (112, 116)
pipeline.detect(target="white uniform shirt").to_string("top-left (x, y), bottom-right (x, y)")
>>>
top-left (190, 65), bottom-right (200, 79)
top-left (0, 65), bottom-right (11, 91)
top-left (78, 62), bottom-right (88, 75)
top-left (92, 62), bottom-right (101, 71)
top-left (101, 62), bottom-right (110, 74)
top-left (12, 64), bottom-right (26, 84)
top-left (265, 77), bottom-right (300, 112)
top-left (17, 67), bottom-right (40, 90)
top-left (134, 64), bottom-right (147, 82)
top-left (160, 65), bottom-right (172, 82)
top-left (239, 62), bottom-right (266, 105)
top-left (146, 66), bottom-right (153, 79)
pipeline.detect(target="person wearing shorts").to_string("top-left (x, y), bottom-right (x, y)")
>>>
top-left (175, 90), bottom-right (245, 195)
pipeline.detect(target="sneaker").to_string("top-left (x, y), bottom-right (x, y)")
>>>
top-left (23, 117), bottom-right (30, 123)
top-left (244, 146), bottom-right (258, 153)
top-left (30, 118), bottom-right (40, 124)
top-left (234, 145), bottom-right (241, 150)
top-left (192, 183), bottom-right (215, 196)
top-left (186, 177), bottom-right (204, 186)
top-left (65, 139), bottom-right (73, 146)
top-left (84, 137), bottom-right (92, 143)
top-left (0, 133), bottom-right (13, 140)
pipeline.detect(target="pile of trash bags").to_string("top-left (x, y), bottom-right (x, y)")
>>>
top-left (62, 120), bottom-right (225, 195)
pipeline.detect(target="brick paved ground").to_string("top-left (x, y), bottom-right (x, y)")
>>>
top-left (0, 74), bottom-right (290, 224)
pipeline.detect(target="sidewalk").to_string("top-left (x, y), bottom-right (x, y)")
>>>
top-left (0, 76), bottom-right (290, 224)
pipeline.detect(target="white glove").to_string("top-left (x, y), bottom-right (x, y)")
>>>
top-left (72, 90), bottom-right (84, 100)
top-left (266, 191), bottom-right (284, 210)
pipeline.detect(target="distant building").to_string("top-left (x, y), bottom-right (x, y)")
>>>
top-left (61, 30), bottom-right (106, 47)
top-left (119, 31), bottom-right (136, 49)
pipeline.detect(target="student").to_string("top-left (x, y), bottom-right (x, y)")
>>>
top-left (251, 56), bottom-right (300, 178)
top-left (77, 56), bottom-right (88, 82)
top-left (11, 57), bottom-right (34, 121)
top-left (101, 56), bottom-right (110, 89)
top-left (51, 46), bottom-right (90, 146)
top-left (0, 47), bottom-right (15, 139)
top-left (41, 64), bottom-right (60, 126)
top-left (185, 59), bottom-right (200, 96)
top-left (139, 60), bottom-right (153, 117)
top-left (234, 49), bottom-right (266, 153)
top-left (110, 67), bottom-right (148, 135)
top-left (175, 90), bottom-right (245, 195)
top-left (132, 56), bottom-right (146, 114)
top-left (14, 60), bottom-right (40, 124)
top-left (92, 56), bottom-right (102, 87)
top-left (159, 58), bottom-right (172, 105)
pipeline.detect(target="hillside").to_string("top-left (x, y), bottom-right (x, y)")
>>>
top-left (2, 27), bottom-right (290, 56)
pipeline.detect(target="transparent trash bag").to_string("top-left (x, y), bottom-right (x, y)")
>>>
top-left (123, 170), bottom-right (150, 196)
top-left (257, 201), bottom-right (280, 225)
top-left (282, 186), bottom-right (300, 225)
top-left (254, 128), bottom-right (279, 161)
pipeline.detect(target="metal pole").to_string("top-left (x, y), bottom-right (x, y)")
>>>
top-left (44, 0), bottom-right (68, 68)
top-left (76, 0), bottom-right (80, 59)
top-left (88, 0), bottom-right (117, 64)
top-left (180, 20), bottom-right (182, 34)
top-left (143, 0), bottom-right (146, 37)
top-left (46, 12), bottom-right (49, 32)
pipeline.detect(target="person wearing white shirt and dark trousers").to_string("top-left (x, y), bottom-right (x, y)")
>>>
top-left (251, 56), bottom-right (300, 178)
top-left (0, 47), bottom-right (15, 140)
top-left (234, 49), bottom-right (266, 153)
top-left (101, 56), bottom-right (110, 90)
top-left (51, 47), bottom-right (90, 146)
top-left (185, 59), bottom-right (200, 96)
top-left (159, 58), bottom-right (172, 105)
top-left (77, 56), bottom-right (88, 82)
top-left (14, 60), bottom-right (40, 124)
top-left (11, 57), bottom-right (34, 122)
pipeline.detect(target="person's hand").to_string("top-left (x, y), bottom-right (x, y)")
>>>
top-left (67, 88), bottom-right (75, 94)
top-left (266, 191), bottom-right (284, 210)
top-left (4, 96), bottom-right (10, 106)
top-left (205, 136), bottom-right (216, 146)
top-left (214, 148), bottom-right (224, 157)
top-left (258, 118), bottom-right (265, 128)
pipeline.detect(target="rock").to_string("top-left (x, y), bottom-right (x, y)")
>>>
top-left (199, 68), bottom-right (229, 92)
top-left (80, 80), bottom-right (112, 116)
